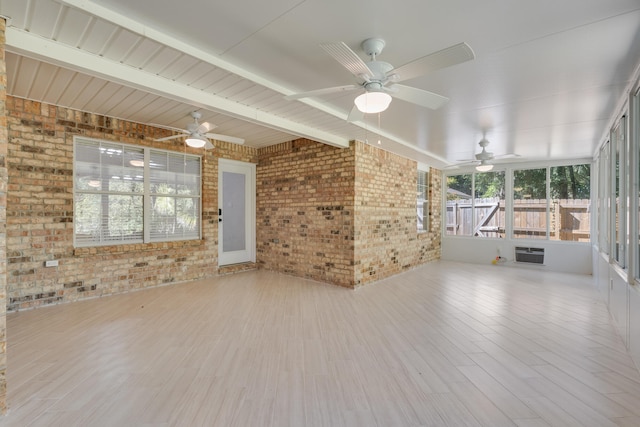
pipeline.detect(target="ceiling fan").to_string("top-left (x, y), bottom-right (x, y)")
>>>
top-left (154, 111), bottom-right (245, 149)
top-left (448, 138), bottom-right (519, 171)
top-left (285, 38), bottom-right (475, 121)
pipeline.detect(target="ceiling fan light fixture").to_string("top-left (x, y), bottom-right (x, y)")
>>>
top-left (476, 163), bottom-right (494, 172)
top-left (354, 91), bottom-right (392, 114)
top-left (185, 134), bottom-right (207, 148)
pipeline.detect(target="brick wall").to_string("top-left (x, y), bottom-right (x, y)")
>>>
top-left (256, 138), bottom-right (442, 288)
top-left (4, 97), bottom-right (442, 312)
top-left (353, 141), bottom-right (441, 286)
top-left (256, 139), bottom-right (355, 287)
top-left (5, 97), bottom-right (259, 311)
top-left (0, 17), bottom-right (8, 414)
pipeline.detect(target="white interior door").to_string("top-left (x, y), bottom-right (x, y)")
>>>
top-left (218, 159), bottom-right (255, 266)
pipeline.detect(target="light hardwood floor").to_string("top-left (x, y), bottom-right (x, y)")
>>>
top-left (2, 260), bottom-right (640, 426)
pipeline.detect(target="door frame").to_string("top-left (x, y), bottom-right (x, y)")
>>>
top-left (218, 158), bottom-right (256, 266)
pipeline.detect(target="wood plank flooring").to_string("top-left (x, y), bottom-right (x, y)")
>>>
top-left (2, 260), bottom-right (640, 426)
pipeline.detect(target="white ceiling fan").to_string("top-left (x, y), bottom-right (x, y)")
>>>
top-left (448, 138), bottom-right (520, 171)
top-left (154, 111), bottom-right (245, 149)
top-left (285, 38), bottom-right (475, 121)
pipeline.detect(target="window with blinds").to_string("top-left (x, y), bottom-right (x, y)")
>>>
top-left (149, 150), bottom-right (201, 242)
top-left (74, 138), bottom-right (201, 247)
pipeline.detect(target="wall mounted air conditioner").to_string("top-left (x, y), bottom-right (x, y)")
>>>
top-left (515, 247), bottom-right (544, 264)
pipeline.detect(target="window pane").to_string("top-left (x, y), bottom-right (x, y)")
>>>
top-left (612, 117), bottom-right (626, 266)
top-left (599, 143), bottom-right (610, 254)
top-left (513, 168), bottom-right (547, 239)
top-left (549, 165), bottom-right (591, 242)
top-left (446, 174), bottom-right (472, 235)
top-left (74, 193), bottom-right (143, 245)
top-left (74, 193), bottom-right (102, 242)
top-left (150, 151), bottom-right (201, 195)
top-left (148, 150), bottom-right (201, 242)
top-left (615, 124), bottom-right (621, 262)
top-left (108, 195), bottom-right (144, 241)
top-left (637, 91), bottom-right (640, 279)
top-left (150, 196), bottom-right (200, 241)
top-left (474, 171), bottom-right (505, 238)
top-left (417, 170), bottom-right (428, 231)
top-left (222, 171), bottom-right (246, 251)
top-left (75, 142), bottom-right (144, 192)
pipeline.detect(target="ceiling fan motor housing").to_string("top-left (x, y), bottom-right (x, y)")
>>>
top-left (365, 61), bottom-right (394, 82)
top-left (361, 38), bottom-right (386, 57)
top-left (475, 138), bottom-right (494, 160)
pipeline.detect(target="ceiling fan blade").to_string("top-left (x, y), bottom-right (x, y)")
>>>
top-left (198, 121), bottom-right (217, 134)
top-left (204, 140), bottom-right (214, 150)
top-left (445, 160), bottom-right (480, 169)
top-left (205, 133), bottom-right (245, 145)
top-left (149, 123), bottom-right (186, 133)
top-left (493, 153), bottom-right (521, 160)
top-left (391, 42), bottom-right (475, 83)
top-left (390, 84), bottom-right (449, 110)
top-left (444, 164), bottom-right (463, 170)
top-left (285, 84), bottom-right (360, 100)
top-left (320, 42), bottom-right (373, 79)
top-left (346, 105), bottom-right (364, 122)
top-left (154, 134), bottom-right (187, 142)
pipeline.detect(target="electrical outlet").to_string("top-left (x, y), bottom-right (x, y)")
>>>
top-left (45, 260), bottom-right (58, 267)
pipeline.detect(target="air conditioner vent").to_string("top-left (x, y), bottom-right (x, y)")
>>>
top-left (515, 247), bottom-right (544, 264)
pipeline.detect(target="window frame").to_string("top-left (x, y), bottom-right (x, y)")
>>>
top-left (417, 165), bottom-right (429, 232)
top-left (632, 86), bottom-right (640, 282)
top-left (73, 137), bottom-right (202, 247)
top-left (444, 160), bottom-right (592, 243)
top-left (512, 167), bottom-right (549, 240)
top-left (611, 116), bottom-right (628, 268)
top-left (473, 170), bottom-right (506, 238)
top-left (445, 170), bottom-right (506, 239)
top-left (598, 141), bottom-right (611, 255)
top-left (445, 173), bottom-right (473, 236)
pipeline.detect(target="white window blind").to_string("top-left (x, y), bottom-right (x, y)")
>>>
top-left (74, 138), bottom-right (201, 247)
top-left (149, 150), bottom-right (201, 242)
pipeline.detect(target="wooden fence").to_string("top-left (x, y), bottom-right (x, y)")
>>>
top-left (446, 198), bottom-right (590, 241)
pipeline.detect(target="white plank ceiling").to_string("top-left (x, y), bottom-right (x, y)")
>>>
top-left (1, 0), bottom-right (639, 168)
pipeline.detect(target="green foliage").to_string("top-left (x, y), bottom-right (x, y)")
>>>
top-left (447, 164), bottom-right (590, 201)
top-left (550, 164), bottom-right (590, 199)
top-left (447, 172), bottom-right (505, 199)
top-left (514, 168), bottom-right (547, 199)
top-left (475, 171), bottom-right (505, 198)
top-left (446, 174), bottom-right (472, 199)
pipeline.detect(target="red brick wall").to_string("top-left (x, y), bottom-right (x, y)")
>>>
top-left (5, 97), bottom-right (259, 311)
top-left (353, 141), bottom-right (441, 286)
top-left (256, 139), bottom-right (356, 287)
